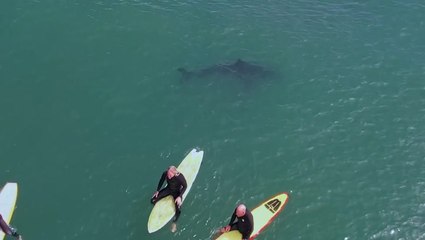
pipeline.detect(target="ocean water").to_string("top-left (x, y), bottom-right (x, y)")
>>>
top-left (1, 1), bottom-right (425, 239)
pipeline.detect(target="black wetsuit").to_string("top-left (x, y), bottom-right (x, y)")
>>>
top-left (151, 171), bottom-right (187, 222)
top-left (228, 208), bottom-right (254, 239)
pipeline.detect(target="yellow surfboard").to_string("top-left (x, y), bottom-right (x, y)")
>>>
top-left (147, 149), bottom-right (204, 233)
top-left (0, 183), bottom-right (18, 240)
top-left (216, 192), bottom-right (289, 240)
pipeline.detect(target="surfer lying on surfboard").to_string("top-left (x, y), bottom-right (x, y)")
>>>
top-left (220, 204), bottom-right (254, 240)
top-left (151, 166), bottom-right (187, 232)
top-left (0, 214), bottom-right (21, 240)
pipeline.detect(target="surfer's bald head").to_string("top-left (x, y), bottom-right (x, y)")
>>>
top-left (167, 166), bottom-right (178, 178)
top-left (236, 204), bottom-right (246, 217)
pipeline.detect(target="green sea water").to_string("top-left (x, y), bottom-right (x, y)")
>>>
top-left (1, 1), bottom-right (425, 239)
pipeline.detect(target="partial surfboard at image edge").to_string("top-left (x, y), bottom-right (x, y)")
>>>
top-left (0, 182), bottom-right (18, 240)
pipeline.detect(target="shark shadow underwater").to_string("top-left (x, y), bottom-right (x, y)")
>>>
top-left (177, 59), bottom-right (275, 84)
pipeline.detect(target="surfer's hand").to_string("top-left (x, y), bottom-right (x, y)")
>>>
top-left (175, 196), bottom-right (182, 207)
top-left (152, 191), bottom-right (159, 198)
top-left (220, 225), bottom-right (231, 233)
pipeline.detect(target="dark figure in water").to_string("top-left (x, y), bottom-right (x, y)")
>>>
top-left (177, 59), bottom-right (272, 80)
top-left (151, 166), bottom-right (187, 232)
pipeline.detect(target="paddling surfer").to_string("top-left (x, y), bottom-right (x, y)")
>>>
top-left (151, 166), bottom-right (187, 232)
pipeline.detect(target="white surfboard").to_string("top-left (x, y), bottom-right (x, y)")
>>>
top-left (147, 148), bottom-right (204, 233)
top-left (0, 183), bottom-right (18, 240)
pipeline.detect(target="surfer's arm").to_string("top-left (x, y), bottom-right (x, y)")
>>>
top-left (246, 210), bottom-right (254, 231)
top-left (221, 210), bottom-right (235, 233)
top-left (178, 174), bottom-right (187, 198)
top-left (156, 171), bottom-right (167, 191)
top-left (228, 209), bottom-right (237, 225)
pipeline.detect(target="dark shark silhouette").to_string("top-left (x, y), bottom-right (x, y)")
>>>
top-left (177, 59), bottom-right (272, 80)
